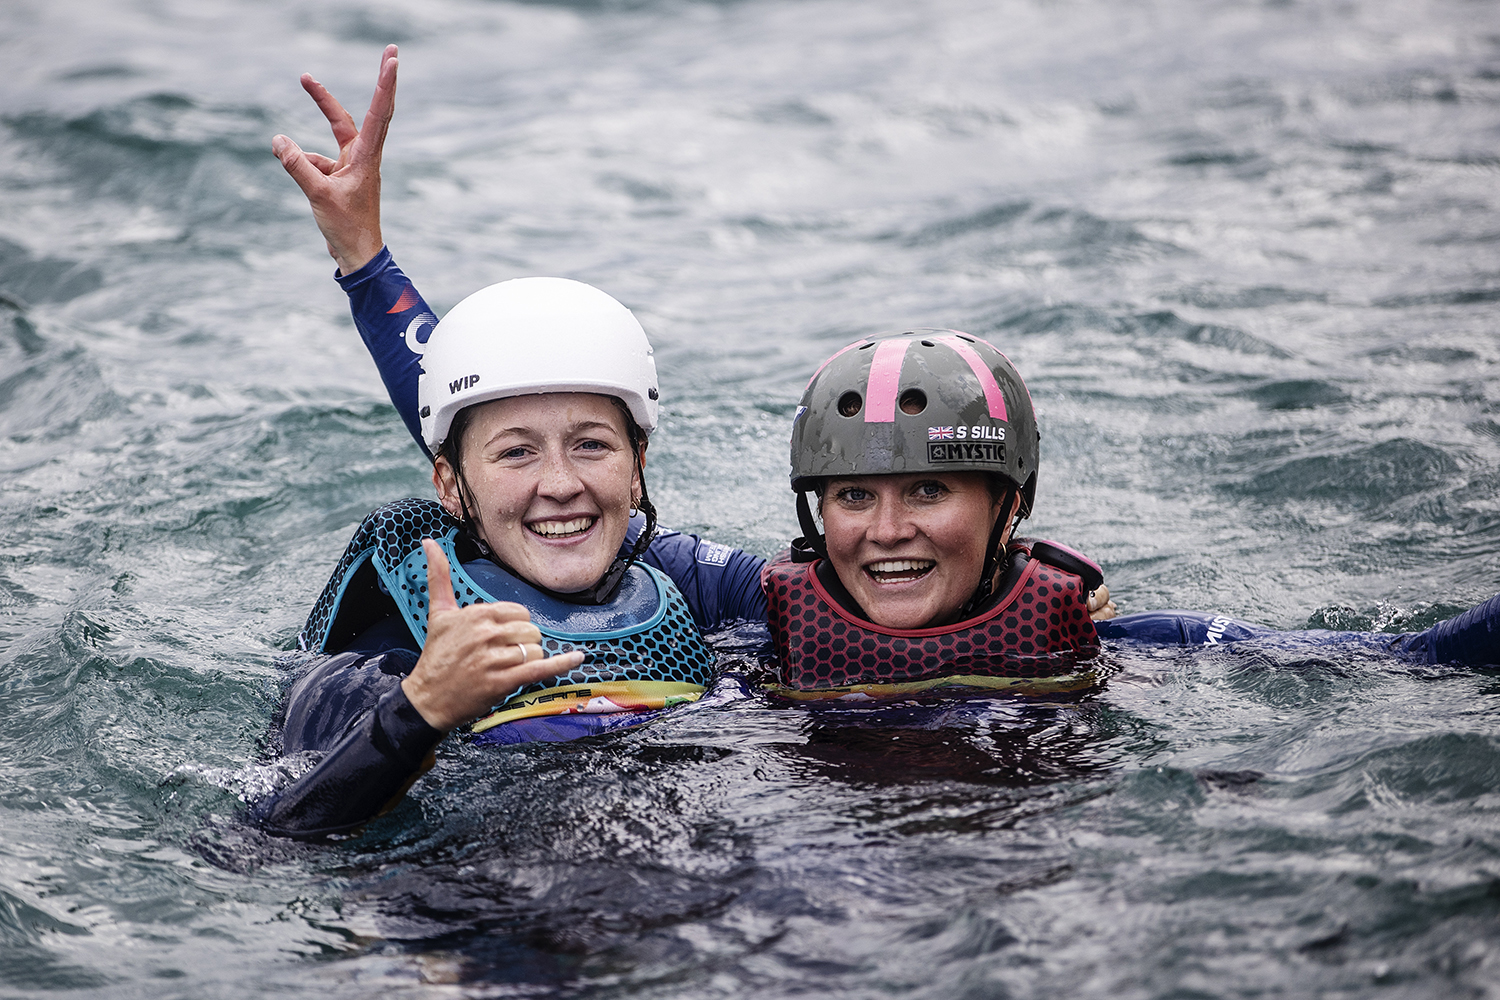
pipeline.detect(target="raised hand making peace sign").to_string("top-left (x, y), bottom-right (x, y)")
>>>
top-left (271, 44), bottom-right (398, 276)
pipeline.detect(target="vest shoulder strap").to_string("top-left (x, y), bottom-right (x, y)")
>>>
top-left (298, 498), bottom-right (459, 653)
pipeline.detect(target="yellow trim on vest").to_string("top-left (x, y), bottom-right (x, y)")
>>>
top-left (470, 681), bottom-right (707, 732)
top-left (763, 669), bottom-right (1100, 703)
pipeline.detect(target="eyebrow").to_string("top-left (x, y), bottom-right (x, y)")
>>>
top-left (479, 420), bottom-right (623, 449)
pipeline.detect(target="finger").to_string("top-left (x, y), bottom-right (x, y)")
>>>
top-left (270, 135), bottom-right (331, 196)
top-left (303, 150), bottom-right (339, 174)
top-left (510, 642), bottom-right (547, 666)
top-left (354, 49), bottom-right (399, 167)
top-left (466, 599), bottom-right (533, 622)
top-left (302, 73), bottom-right (360, 149)
top-left (1087, 584), bottom-right (1111, 612)
top-left (467, 616), bottom-right (541, 647)
top-left (496, 650), bottom-right (585, 689)
top-left (423, 538), bottom-right (460, 615)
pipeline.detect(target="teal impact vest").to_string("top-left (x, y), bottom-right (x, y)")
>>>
top-left (299, 498), bottom-right (717, 704)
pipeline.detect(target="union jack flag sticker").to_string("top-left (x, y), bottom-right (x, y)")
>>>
top-left (928, 426), bottom-right (955, 440)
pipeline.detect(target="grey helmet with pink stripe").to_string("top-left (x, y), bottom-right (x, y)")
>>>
top-left (790, 330), bottom-right (1040, 516)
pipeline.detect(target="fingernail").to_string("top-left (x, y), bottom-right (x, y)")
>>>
top-left (271, 136), bottom-right (285, 155)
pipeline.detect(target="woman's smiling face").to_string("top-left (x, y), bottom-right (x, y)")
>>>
top-left (820, 472), bottom-right (1008, 630)
top-left (433, 392), bottom-right (641, 594)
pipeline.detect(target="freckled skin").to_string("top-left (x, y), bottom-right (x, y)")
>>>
top-left (432, 393), bottom-right (642, 595)
top-left (820, 471), bottom-right (1015, 630)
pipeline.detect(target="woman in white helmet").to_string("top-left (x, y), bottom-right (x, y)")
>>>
top-left (253, 268), bottom-right (769, 837)
top-left (256, 51), bottom-right (768, 837)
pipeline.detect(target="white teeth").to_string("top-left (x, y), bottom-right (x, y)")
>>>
top-left (868, 560), bottom-right (935, 574)
top-left (528, 517), bottom-right (596, 538)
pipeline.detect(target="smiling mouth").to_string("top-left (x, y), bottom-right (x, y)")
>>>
top-left (865, 559), bottom-right (936, 585)
top-left (527, 516), bottom-right (597, 539)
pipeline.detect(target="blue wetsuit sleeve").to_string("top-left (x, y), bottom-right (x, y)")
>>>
top-left (249, 642), bottom-right (444, 839)
top-left (336, 248), bottom-right (437, 460)
top-left (1096, 596), bottom-right (1500, 668)
top-left (1094, 610), bottom-right (1271, 646)
top-left (1396, 592), bottom-right (1500, 666)
top-left (629, 518), bottom-right (768, 631)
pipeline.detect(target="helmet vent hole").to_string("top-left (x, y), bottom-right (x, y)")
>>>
top-left (837, 391), bottom-right (863, 417)
top-left (898, 389), bottom-right (927, 415)
top-left (920, 339), bottom-right (935, 348)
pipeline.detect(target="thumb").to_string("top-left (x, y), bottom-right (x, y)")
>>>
top-left (270, 134), bottom-right (328, 196)
top-left (423, 538), bottom-right (459, 615)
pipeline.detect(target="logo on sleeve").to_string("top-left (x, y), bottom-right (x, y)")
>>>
top-left (1203, 616), bottom-right (1234, 645)
top-left (403, 312), bottom-right (437, 356)
top-left (696, 541), bottom-right (733, 566)
top-left (387, 285), bottom-right (419, 314)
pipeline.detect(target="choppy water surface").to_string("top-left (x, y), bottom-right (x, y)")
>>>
top-left (3, 0), bottom-right (1500, 995)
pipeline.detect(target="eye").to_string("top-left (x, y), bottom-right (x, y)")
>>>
top-left (499, 445), bottom-right (529, 460)
top-left (834, 486), bottom-right (872, 504)
top-left (912, 480), bottom-right (948, 500)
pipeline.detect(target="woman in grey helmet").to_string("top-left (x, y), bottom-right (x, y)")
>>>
top-left (761, 330), bottom-right (1116, 699)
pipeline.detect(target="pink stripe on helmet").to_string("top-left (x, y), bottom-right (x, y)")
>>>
top-left (864, 339), bottom-right (910, 423)
top-left (936, 335), bottom-right (1007, 420)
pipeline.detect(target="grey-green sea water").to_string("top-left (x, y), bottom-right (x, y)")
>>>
top-left (3, 0), bottom-right (1500, 995)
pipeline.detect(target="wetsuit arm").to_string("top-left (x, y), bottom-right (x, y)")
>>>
top-left (337, 247), bottom-right (437, 460)
top-left (249, 643), bottom-right (444, 839)
top-left (627, 517), bottom-right (768, 631)
top-left (1396, 592), bottom-right (1500, 666)
top-left (1095, 593), bottom-right (1500, 668)
top-left (1093, 610), bottom-right (1270, 646)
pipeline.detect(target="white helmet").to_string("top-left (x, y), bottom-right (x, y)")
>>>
top-left (417, 277), bottom-right (659, 453)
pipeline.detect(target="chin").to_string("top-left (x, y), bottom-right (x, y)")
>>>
top-left (532, 562), bottom-right (611, 594)
top-left (859, 598), bottom-right (941, 631)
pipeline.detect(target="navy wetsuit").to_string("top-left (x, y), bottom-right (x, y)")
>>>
top-left (252, 250), bottom-right (1499, 839)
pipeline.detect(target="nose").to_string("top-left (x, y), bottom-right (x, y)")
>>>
top-left (867, 493), bottom-right (917, 547)
top-left (535, 446), bottom-right (585, 501)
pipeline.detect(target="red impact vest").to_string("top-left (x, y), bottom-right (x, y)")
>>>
top-left (761, 541), bottom-right (1100, 690)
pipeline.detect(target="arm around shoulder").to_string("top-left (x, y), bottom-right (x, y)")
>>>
top-left (639, 523), bottom-right (769, 632)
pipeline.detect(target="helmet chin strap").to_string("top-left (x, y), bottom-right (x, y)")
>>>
top-left (962, 487), bottom-right (1020, 618)
top-left (792, 490), bottom-right (826, 563)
